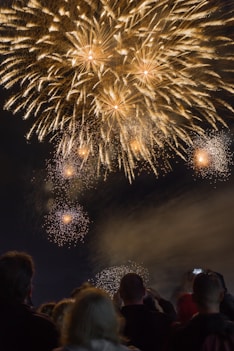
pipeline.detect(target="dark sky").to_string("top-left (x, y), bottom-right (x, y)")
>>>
top-left (0, 0), bottom-right (234, 307)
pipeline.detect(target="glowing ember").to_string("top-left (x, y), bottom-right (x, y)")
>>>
top-left (62, 213), bottom-right (73, 224)
top-left (194, 149), bottom-right (211, 168)
top-left (62, 164), bottom-right (76, 179)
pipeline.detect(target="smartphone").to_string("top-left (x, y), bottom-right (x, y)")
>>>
top-left (192, 268), bottom-right (203, 275)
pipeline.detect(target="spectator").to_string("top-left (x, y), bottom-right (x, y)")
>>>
top-left (210, 270), bottom-right (234, 321)
top-left (53, 287), bottom-right (133, 351)
top-left (0, 250), bottom-right (59, 351)
top-left (169, 272), bottom-right (234, 351)
top-left (119, 273), bottom-right (171, 351)
top-left (176, 292), bottom-right (198, 325)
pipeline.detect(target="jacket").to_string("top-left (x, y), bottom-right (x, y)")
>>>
top-left (53, 339), bottom-right (134, 351)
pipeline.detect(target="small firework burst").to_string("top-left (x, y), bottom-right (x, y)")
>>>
top-left (46, 138), bottom-right (98, 196)
top-left (90, 261), bottom-right (149, 298)
top-left (187, 130), bottom-right (233, 182)
top-left (44, 201), bottom-right (90, 248)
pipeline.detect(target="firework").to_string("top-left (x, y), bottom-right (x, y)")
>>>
top-left (44, 200), bottom-right (90, 248)
top-left (46, 134), bottom-right (98, 195)
top-left (90, 261), bottom-right (149, 298)
top-left (187, 130), bottom-right (233, 182)
top-left (0, 0), bottom-right (233, 181)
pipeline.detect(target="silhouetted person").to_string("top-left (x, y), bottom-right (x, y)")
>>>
top-left (119, 273), bottom-right (171, 351)
top-left (169, 272), bottom-right (234, 351)
top-left (176, 292), bottom-right (198, 325)
top-left (0, 250), bottom-right (59, 351)
top-left (53, 287), bottom-right (133, 351)
top-left (211, 270), bottom-right (234, 321)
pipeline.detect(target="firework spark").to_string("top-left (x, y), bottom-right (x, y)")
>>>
top-left (0, 0), bottom-right (233, 181)
top-left (44, 200), bottom-right (90, 248)
top-left (90, 261), bottom-right (149, 298)
top-left (46, 135), bottom-right (98, 195)
top-left (187, 130), bottom-right (233, 182)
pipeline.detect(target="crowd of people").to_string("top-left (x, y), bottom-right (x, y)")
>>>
top-left (0, 250), bottom-right (234, 351)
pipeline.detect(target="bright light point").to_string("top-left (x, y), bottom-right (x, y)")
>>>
top-left (194, 149), bottom-right (210, 168)
top-left (62, 213), bottom-right (72, 224)
top-left (77, 146), bottom-right (89, 158)
top-left (130, 139), bottom-right (141, 153)
top-left (63, 165), bottom-right (75, 178)
top-left (88, 55), bottom-right (93, 60)
top-left (143, 70), bottom-right (148, 75)
top-left (114, 105), bottom-right (118, 110)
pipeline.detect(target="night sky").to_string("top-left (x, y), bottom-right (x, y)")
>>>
top-left (0, 0), bottom-right (234, 307)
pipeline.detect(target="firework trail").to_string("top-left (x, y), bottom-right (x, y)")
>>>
top-left (0, 0), bottom-right (233, 180)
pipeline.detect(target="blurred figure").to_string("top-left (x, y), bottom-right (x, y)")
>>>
top-left (210, 270), bottom-right (234, 321)
top-left (119, 273), bottom-right (171, 351)
top-left (37, 301), bottom-right (56, 319)
top-left (52, 298), bottom-right (75, 334)
top-left (171, 268), bottom-right (201, 325)
top-left (146, 287), bottom-right (177, 322)
top-left (176, 292), bottom-right (198, 325)
top-left (53, 287), bottom-right (133, 351)
top-left (70, 281), bottom-right (93, 299)
top-left (0, 250), bottom-right (59, 351)
top-left (169, 272), bottom-right (234, 351)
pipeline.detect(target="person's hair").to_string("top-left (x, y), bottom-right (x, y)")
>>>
top-left (37, 301), bottom-right (56, 318)
top-left (0, 251), bottom-right (34, 303)
top-left (52, 298), bottom-right (75, 332)
top-left (70, 281), bottom-right (93, 298)
top-left (62, 287), bottom-right (120, 347)
top-left (193, 272), bottom-right (224, 308)
top-left (119, 273), bottom-right (145, 302)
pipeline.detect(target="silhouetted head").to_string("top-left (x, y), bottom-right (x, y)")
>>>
top-left (0, 251), bottom-right (34, 303)
top-left (119, 273), bottom-right (145, 304)
top-left (193, 272), bottom-right (224, 311)
top-left (62, 287), bottom-right (120, 347)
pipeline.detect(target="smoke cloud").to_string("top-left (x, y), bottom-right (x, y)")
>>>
top-left (91, 180), bottom-right (234, 299)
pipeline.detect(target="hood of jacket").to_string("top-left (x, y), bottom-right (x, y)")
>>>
top-left (54, 339), bottom-right (131, 351)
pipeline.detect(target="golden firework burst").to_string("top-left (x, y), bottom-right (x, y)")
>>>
top-left (0, 0), bottom-right (233, 181)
